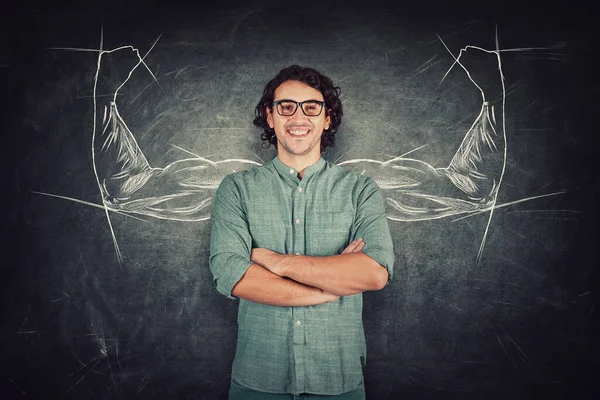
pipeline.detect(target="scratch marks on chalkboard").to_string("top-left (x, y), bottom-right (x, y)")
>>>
top-left (492, 323), bottom-right (533, 370)
top-left (229, 10), bottom-right (257, 43)
top-left (16, 329), bottom-right (43, 335)
top-left (506, 208), bottom-right (581, 217)
top-left (445, 115), bottom-right (472, 132)
top-left (32, 191), bottom-right (148, 222)
top-left (409, 54), bottom-right (443, 77)
top-left (384, 121), bottom-right (406, 135)
top-left (492, 326), bottom-right (513, 367)
top-left (61, 351), bottom-right (102, 397)
top-left (451, 190), bottom-right (570, 222)
top-left (505, 335), bottom-right (533, 370)
top-left (434, 297), bottom-right (483, 334)
top-left (498, 255), bottom-right (545, 280)
top-left (138, 269), bottom-right (157, 330)
top-left (136, 369), bottom-right (153, 395)
top-left (394, 95), bottom-right (456, 105)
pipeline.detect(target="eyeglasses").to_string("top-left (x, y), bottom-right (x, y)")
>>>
top-left (272, 100), bottom-right (325, 117)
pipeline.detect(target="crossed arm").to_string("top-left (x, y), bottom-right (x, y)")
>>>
top-left (231, 239), bottom-right (389, 306)
top-left (209, 174), bottom-right (394, 307)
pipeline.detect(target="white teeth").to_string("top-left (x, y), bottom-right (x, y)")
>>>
top-left (288, 129), bottom-right (309, 136)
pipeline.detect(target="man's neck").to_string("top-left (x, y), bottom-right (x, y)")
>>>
top-left (277, 153), bottom-right (321, 179)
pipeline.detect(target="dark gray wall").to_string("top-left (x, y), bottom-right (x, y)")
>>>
top-left (2, 1), bottom-right (597, 399)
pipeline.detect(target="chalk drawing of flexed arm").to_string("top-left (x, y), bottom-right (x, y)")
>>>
top-left (92, 46), bottom-right (260, 222)
top-left (93, 45), bottom-right (506, 225)
top-left (339, 46), bottom-right (507, 222)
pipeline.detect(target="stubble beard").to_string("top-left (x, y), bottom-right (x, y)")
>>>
top-left (278, 133), bottom-right (321, 157)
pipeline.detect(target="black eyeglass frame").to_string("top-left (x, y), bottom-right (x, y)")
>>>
top-left (272, 100), bottom-right (326, 117)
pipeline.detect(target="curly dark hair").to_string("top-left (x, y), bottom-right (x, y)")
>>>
top-left (253, 65), bottom-right (343, 154)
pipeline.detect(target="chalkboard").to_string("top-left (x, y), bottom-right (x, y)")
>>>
top-left (2, 0), bottom-right (597, 399)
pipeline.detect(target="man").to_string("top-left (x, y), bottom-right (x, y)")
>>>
top-left (86, 47), bottom-right (503, 396)
top-left (209, 65), bottom-right (395, 399)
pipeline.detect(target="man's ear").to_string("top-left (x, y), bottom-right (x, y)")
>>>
top-left (266, 107), bottom-right (274, 129)
top-left (324, 109), bottom-right (332, 131)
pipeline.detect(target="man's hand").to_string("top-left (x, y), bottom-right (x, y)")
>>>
top-left (341, 238), bottom-right (365, 254)
top-left (250, 248), bottom-right (287, 275)
top-left (251, 238), bottom-right (366, 276)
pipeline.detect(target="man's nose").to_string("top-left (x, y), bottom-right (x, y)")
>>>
top-left (289, 107), bottom-right (308, 122)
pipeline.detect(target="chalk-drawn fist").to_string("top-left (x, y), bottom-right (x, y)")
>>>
top-left (456, 46), bottom-right (504, 102)
top-left (95, 47), bottom-right (144, 97)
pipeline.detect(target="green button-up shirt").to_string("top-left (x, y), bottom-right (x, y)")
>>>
top-left (209, 157), bottom-right (394, 395)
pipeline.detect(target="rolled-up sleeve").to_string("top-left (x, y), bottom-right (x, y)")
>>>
top-left (209, 175), bottom-right (253, 299)
top-left (352, 177), bottom-right (395, 282)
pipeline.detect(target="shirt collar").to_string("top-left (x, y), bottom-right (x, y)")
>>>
top-left (270, 156), bottom-right (327, 183)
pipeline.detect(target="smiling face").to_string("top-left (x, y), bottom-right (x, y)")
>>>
top-left (266, 80), bottom-right (331, 166)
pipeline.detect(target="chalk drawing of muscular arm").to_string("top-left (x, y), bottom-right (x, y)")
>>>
top-left (92, 46), bottom-right (260, 224)
top-left (341, 45), bottom-right (507, 223)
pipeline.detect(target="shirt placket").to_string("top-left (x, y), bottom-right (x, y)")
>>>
top-left (291, 175), bottom-right (307, 392)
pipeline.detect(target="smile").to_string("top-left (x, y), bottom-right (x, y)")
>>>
top-left (287, 128), bottom-right (310, 137)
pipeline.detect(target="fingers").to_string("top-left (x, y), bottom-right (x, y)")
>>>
top-left (341, 238), bottom-right (365, 254)
top-left (354, 238), bottom-right (365, 252)
top-left (341, 240), bottom-right (358, 254)
top-left (355, 240), bottom-right (365, 252)
top-left (319, 289), bottom-right (340, 303)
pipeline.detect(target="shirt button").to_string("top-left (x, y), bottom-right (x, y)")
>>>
top-left (295, 320), bottom-right (301, 326)
top-left (297, 187), bottom-right (303, 192)
top-left (295, 252), bottom-right (301, 256)
top-left (295, 218), bottom-right (301, 224)
top-left (289, 169), bottom-right (294, 174)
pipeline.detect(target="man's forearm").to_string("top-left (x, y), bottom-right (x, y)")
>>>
top-left (284, 253), bottom-right (388, 296)
top-left (231, 263), bottom-right (339, 307)
top-left (252, 249), bottom-right (389, 296)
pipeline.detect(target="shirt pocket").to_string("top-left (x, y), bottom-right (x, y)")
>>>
top-left (309, 210), bottom-right (354, 256)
